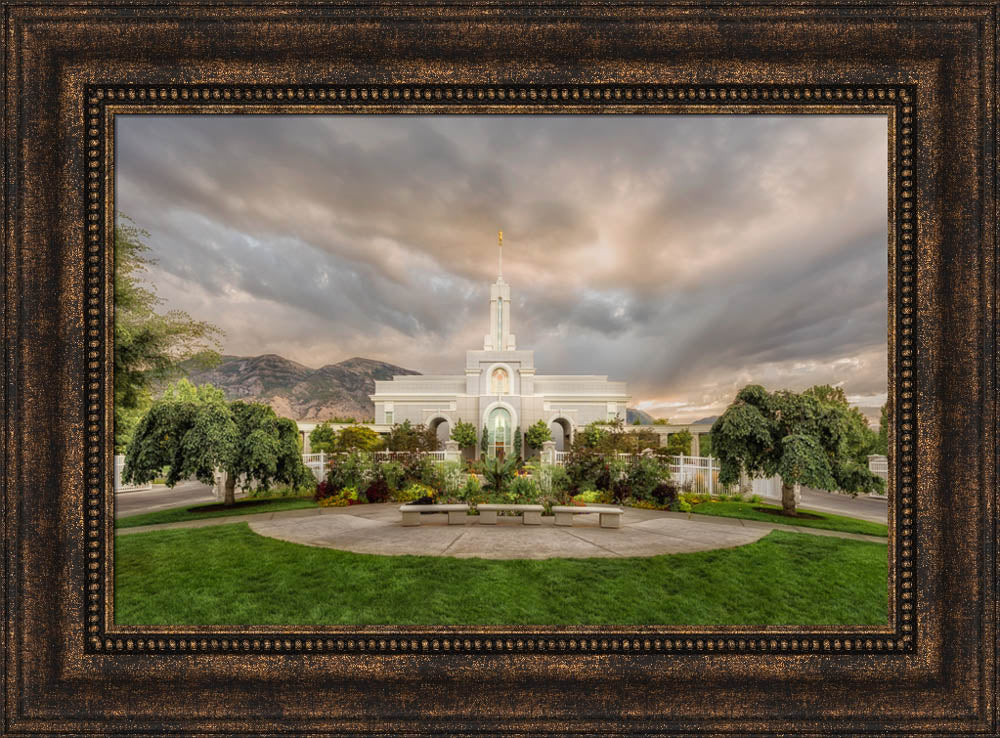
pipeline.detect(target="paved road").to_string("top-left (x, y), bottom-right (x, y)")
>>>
top-left (115, 481), bottom-right (220, 518)
top-left (762, 487), bottom-right (888, 524)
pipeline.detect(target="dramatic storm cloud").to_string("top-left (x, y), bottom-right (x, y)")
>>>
top-left (116, 114), bottom-right (888, 422)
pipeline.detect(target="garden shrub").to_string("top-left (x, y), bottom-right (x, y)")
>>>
top-left (326, 450), bottom-right (374, 493)
top-left (419, 460), bottom-right (447, 492)
top-left (378, 460), bottom-right (405, 493)
top-left (571, 489), bottom-right (609, 505)
top-left (396, 482), bottom-right (436, 503)
top-left (363, 476), bottom-right (391, 503)
top-left (624, 456), bottom-right (670, 502)
top-left (459, 474), bottom-right (482, 502)
top-left (314, 480), bottom-right (335, 503)
top-left (563, 448), bottom-right (614, 494)
top-left (507, 475), bottom-right (541, 504)
top-left (650, 480), bottom-right (680, 508)
top-left (439, 461), bottom-right (466, 497)
top-left (317, 486), bottom-right (360, 507)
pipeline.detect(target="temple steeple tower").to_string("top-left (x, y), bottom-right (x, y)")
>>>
top-left (484, 230), bottom-right (515, 351)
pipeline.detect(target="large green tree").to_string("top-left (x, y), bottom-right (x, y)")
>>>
top-left (874, 403), bottom-right (889, 456)
top-left (123, 397), bottom-right (310, 505)
top-left (114, 217), bottom-right (222, 452)
top-left (524, 419), bottom-right (553, 449)
top-left (338, 425), bottom-right (383, 452)
top-left (160, 377), bottom-right (225, 405)
top-left (308, 422), bottom-right (338, 454)
top-left (711, 384), bottom-right (885, 515)
top-left (385, 419), bottom-right (439, 452)
top-left (450, 420), bottom-right (478, 450)
top-left (664, 429), bottom-right (693, 457)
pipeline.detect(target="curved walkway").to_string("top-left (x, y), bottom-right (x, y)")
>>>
top-left (117, 503), bottom-right (886, 560)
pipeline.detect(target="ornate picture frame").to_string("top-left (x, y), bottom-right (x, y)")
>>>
top-left (3, 3), bottom-right (996, 735)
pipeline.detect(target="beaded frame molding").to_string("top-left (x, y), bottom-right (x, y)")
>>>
top-left (4, 3), bottom-right (997, 736)
top-left (86, 84), bottom-right (915, 658)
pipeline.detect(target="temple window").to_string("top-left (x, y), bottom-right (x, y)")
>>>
top-left (491, 367), bottom-right (510, 394)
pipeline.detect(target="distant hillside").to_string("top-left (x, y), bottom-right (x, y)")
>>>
top-left (626, 408), bottom-right (657, 425)
top-left (182, 354), bottom-right (420, 421)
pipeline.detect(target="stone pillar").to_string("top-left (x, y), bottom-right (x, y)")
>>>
top-left (541, 440), bottom-right (556, 466)
top-left (691, 432), bottom-right (700, 457)
top-left (444, 439), bottom-right (461, 463)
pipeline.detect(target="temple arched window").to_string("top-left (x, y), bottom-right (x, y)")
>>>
top-left (487, 407), bottom-right (512, 459)
top-left (490, 367), bottom-right (510, 394)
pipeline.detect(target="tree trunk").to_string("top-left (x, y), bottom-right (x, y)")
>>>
top-left (781, 482), bottom-right (800, 515)
top-left (224, 473), bottom-right (237, 506)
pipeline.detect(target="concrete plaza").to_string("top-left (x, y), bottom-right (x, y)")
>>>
top-left (117, 502), bottom-right (886, 560)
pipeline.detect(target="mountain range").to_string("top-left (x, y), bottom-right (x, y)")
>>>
top-left (182, 352), bottom-right (712, 425)
top-left (183, 354), bottom-right (420, 421)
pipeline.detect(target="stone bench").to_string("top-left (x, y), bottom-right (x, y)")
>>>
top-left (551, 505), bottom-right (624, 529)
top-left (399, 503), bottom-right (469, 526)
top-left (476, 504), bottom-right (544, 525)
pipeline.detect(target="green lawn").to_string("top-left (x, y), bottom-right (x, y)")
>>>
top-left (690, 501), bottom-right (888, 537)
top-left (115, 496), bottom-right (318, 529)
top-left (115, 523), bottom-right (888, 625)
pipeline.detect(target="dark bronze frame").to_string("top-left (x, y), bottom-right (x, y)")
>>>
top-left (3, 3), bottom-right (997, 736)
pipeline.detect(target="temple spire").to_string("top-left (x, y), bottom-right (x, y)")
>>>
top-left (484, 229), bottom-right (514, 351)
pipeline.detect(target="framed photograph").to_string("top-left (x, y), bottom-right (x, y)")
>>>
top-left (2, 3), bottom-right (996, 736)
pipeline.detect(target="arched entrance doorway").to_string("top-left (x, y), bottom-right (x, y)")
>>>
top-left (486, 407), bottom-right (512, 460)
top-left (550, 417), bottom-right (572, 452)
top-left (428, 416), bottom-right (450, 450)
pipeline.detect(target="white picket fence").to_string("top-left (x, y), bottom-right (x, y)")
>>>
top-left (373, 450), bottom-right (446, 462)
top-left (868, 454), bottom-right (888, 479)
top-left (113, 454), bottom-right (152, 493)
top-left (302, 451), bottom-right (328, 481)
top-left (305, 450), bottom-right (447, 481)
top-left (867, 454), bottom-right (889, 497)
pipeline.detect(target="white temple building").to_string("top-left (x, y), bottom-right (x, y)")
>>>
top-left (370, 233), bottom-right (630, 459)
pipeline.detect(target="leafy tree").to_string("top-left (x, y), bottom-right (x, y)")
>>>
top-left (578, 422), bottom-right (609, 449)
top-left (513, 426), bottom-right (522, 461)
top-left (480, 424), bottom-right (489, 458)
top-left (160, 377), bottom-right (225, 405)
top-left (711, 384), bottom-right (885, 515)
top-left (338, 425), bottom-right (383, 452)
top-left (621, 428), bottom-right (660, 454)
top-left (652, 418), bottom-right (670, 425)
top-left (123, 397), bottom-right (310, 506)
top-left (309, 422), bottom-right (338, 454)
top-left (803, 385), bottom-right (881, 461)
top-left (875, 403), bottom-right (889, 456)
top-left (525, 419), bottom-right (553, 449)
top-left (699, 433), bottom-right (714, 458)
top-left (385, 419), bottom-right (438, 452)
top-left (665, 429), bottom-right (693, 457)
top-left (450, 419), bottom-right (478, 449)
top-left (114, 216), bottom-right (223, 452)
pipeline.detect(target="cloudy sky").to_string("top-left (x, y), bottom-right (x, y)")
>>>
top-left (116, 114), bottom-right (888, 423)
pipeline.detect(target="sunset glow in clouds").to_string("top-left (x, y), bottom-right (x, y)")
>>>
top-left (116, 114), bottom-right (888, 422)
